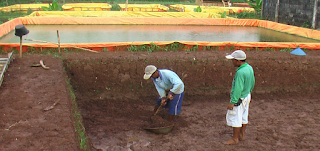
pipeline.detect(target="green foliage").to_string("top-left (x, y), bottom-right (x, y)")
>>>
top-left (64, 77), bottom-right (88, 150)
top-left (262, 47), bottom-right (274, 51)
top-left (185, 45), bottom-right (199, 51)
top-left (103, 47), bottom-right (109, 52)
top-left (302, 20), bottom-right (310, 28)
top-left (140, 45), bottom-right (148, 51)
top-left (35, 0), bottom-right (42, 3)
top-left (111, 3), bottom-right (121, 11)
top-left (0, 11), bottom-right (31, 23)
top-left (279, 48), bottom-right (292, 52)
top-left (229, 45), bottom-right (235, 50)
top-left (27, 8), bottom-right (33, 14)
top-left (238, 12), bottom-right (254, 18)
top-left (128, 45), bottom-right (139, 51)
top-left (229, 11), bottom-right (262, 19)
top-left (149, 42), bottom-right (162, 52)
top-left (219, 11), bottom-right (227, 18)
top-left (0, 1), bottom-right (7, 7)
top-left (41, 0), bottom-right (62, 11)
top-left (169, 42), bottom-right (184, 51)
top-left (247, 0), bottom-right (262, 14)
top-left (194, 6), bottom-right (202, 12)
top-left (126, 43), bottom-right (189, 52)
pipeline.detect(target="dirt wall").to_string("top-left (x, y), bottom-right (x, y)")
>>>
top-left (62, 50), bottom-right (320, 103)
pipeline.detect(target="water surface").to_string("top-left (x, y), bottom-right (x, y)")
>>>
top-left (0, 25), bottom-right (319, 43)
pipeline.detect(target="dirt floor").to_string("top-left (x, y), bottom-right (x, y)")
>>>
top-left (0, 50), bottom-right (320, 151)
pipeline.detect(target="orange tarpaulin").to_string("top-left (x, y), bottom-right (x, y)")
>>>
top-left (0, 18), bottom-right (22, 39)
top-left (1, 15), bottom-right (320, 52)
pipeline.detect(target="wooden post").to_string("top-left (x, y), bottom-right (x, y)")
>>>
top-left (19, 36), bottom-right (22, 58)
top-left (57, 30), bottom-right (61, 53)
top-left (125, 0), bottom-right (128, 11)
top-left (261, 0), bottom-right (264, 17)
top-left (275, 0), bottom-right (280, 22)
top-left (312, 0), bottom-right (318, 29)
top-left (196, 0), bottom-right (201, 5)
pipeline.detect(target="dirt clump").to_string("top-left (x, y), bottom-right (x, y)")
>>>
top-left (149, 115), bottom-right (173, 128)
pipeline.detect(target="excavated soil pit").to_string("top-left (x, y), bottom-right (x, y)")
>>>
top-left (2, 50), bottom-right (319, 150)
top-left (61, 51), bottom-right (320, 150)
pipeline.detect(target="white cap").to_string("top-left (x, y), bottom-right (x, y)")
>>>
top-left (143, 65), bottom-right (157, 80)
top-left (225, 50), bottom-right (246, 60)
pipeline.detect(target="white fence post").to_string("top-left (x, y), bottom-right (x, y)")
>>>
top-left (312, 0), bottom-right (318, 29)
top-left (275, 0), bottom-right (280, 22)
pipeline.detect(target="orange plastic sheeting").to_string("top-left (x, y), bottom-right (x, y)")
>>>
top-left (118, 4), bottom-right (169, 12)
top-left (20, 17), bottom-right (266, 26)
top-left (169, 4), bottom-right (254, 13)
top-left (2, 42), bottom-right (320, 52)
top-left (22, 15), bottom-right (259, 26)
top-left (5, 17), bottom-right (320, 41)
top-left (28, 11), bottom-right (220, 18)
top-left (1, 17), bottom-right (320, 50)
top-left (169, 5), bottom-right (204, 12)
top-left (20, 17), bottom-right (234, 25)
top-left (0, 18), bottom-right (23, 38)
top-left (62, 3), bottom-right (112, 11)
top-left (258, 20), bottom-right (320, 41)
top-left (180, 41), bottom-right (320, 49)
top-left (0, 42), bottom-right (175, 52)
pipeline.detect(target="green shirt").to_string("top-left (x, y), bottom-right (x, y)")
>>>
top-left (230, 63), bottom-right (255, 104)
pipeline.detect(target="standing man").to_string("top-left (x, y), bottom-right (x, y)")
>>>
top-left (143, 65), bottom-right (185, 122)
top-left (223, 50), bottom-right (255, 145)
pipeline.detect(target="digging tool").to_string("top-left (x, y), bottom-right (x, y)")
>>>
top-left (153, 98), bottom-right (169, 116)
top-left (154, 105), bottom-right (163, 116)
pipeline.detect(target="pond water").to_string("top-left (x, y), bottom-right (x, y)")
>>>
top-left (0, 25), bottom-right (319, 43)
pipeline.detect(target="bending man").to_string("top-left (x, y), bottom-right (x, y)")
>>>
top-left (143, 65), bottom-right (185, 122)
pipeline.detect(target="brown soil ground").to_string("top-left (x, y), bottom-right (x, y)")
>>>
top-left (1, 50), bottom-right (320, 151)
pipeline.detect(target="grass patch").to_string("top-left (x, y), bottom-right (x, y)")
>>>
top-left (0, 46), bottom-right (312, 55)
top-left (67, 77), bottom-right (89, 150)
top-left (279, 48), bottom-right (292, 52)
top-left (0, 11), bottom-right (31, 23)
top-left (126, 42), bottom-right (191, 52)
top-left (65, 74), bottom-right (89, 150)
top-left (228, 12), bottom-right (263, 19)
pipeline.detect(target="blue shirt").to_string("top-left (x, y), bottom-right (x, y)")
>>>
top-left (152, 69), bottom-right (184, 98)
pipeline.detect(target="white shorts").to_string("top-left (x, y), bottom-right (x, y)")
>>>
top-left (226, 94), bottom-right (251, 127)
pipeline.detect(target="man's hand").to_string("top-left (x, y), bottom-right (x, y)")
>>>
top-left (161, 99), bottom-right (167, 106)
top-left (167, 93), bottom-right (173, 100)
top-left (227, 103), bottom-right (235, 110)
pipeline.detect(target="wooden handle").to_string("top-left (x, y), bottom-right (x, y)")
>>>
top-left (154, 105), bottom-right (163, 116)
